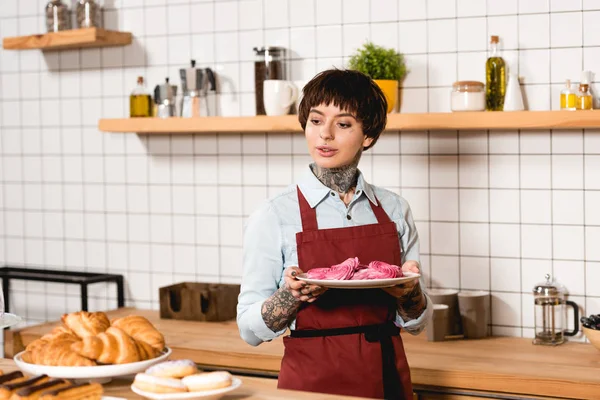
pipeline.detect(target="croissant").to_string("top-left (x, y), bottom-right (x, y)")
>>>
top-left (70, 326), bottom-right (144, 364)
top-left (24, 337), bottom-right (96, 367)
top-left (111, 315), bottom-right (165, 351)
top-left (61, 312), bottom-right (110, 339)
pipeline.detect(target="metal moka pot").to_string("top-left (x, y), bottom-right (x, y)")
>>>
top-left (153, 78), bottom-right (178, 118)
top-left (180, 59), bottom-right (216, 118)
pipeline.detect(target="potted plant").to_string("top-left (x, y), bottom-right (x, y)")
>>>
top-left (348, 42), bottom-right (407, 113)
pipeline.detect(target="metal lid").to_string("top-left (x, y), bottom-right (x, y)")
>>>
top-left (533, 273), bottom-right (565, 297)
top-left (253, 46), bottom-right (286, 55)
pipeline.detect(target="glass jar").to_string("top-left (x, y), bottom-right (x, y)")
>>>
top-left (254, 46), bottom-right (286, 115)
top-left (576, 83), bottom-right (593, 110)
top-left (76, 0), bottom-right (101, 28)
top-left (45, 0), bottom-right (70, 32)
top-left (451, 81), bottom-right (485, 112)
top-left (533, 274), bottom-right (579, 346)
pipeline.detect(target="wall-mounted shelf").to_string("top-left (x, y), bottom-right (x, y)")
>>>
top-left (2, 28), bottom-right (132, 51)
top-left (98, 110), bottom-right (600, 134)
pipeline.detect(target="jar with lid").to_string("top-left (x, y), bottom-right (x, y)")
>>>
top-left (533, 274), bottom-right (579, 346)
top-left (45, 0), bottom-right (71, 32)
top-left (76, 0), bottom-right (101, 28)
top-left (451, 81), bottom-right (486, 112)
top-left (254, 46), bottom-right (286, 115)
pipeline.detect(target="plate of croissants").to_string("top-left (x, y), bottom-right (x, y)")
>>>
top-left (14, 311), bottom-right (171, 381)
top-left (131, 359), bottom-right (241, 400)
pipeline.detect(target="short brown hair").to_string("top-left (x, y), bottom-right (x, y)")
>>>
top-left (298, 69), bottom-right (388, 151)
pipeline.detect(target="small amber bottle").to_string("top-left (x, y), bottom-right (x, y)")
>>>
top-left (130, 76), bottom-right (153, 117)
top-left (576, 83), bottom-right (593, 110)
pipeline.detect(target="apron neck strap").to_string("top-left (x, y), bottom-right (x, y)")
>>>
top-left (369, 196), bottom-right (391, 223)
top-left (297, 186), bottom-right (391, 231)
top-left (297, 186), bottom-right (319, 231)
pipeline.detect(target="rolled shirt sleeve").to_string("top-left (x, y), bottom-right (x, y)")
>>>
top-left (394, 198), bottom-right (432, 335)
top-left (236, 203), bottom-right (288, 346)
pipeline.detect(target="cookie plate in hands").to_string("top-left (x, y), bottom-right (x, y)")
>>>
top-left (130, 378), bottom-right (242, 400)
top-left (14, 347), bottom-right (171, 381)
top-left (297, 271), bottom-right (421, 289)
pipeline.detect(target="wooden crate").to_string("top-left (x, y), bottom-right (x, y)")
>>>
top-left (159, 282), bottom-right (240, 322)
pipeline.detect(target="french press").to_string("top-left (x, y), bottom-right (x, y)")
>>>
top-left (532, 274), bottom-right (579, 345)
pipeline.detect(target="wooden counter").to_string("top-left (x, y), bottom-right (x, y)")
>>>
top-left (6, 308), bottom-right (600, 399)
top-left (0, 359), bottom-right (365, 400)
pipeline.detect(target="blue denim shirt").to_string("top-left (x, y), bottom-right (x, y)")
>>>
top-left (237, 167), bottom-right (432, 346)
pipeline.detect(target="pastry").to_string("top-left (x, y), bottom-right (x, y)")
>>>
top-left (38, 382), bottom-right (103, 400)
top-left (132, 373), bottom-right (187, 394)
top-left (0, 371), bottom-right (24, 385)
top-left (25, 337), bottom-right (96, 367)
top-left (145, 360), bottom-right (198, 378)
top-left (12, 379), bottom-right (70, 400)
top-left (71, 326), bottom-right (141, 364)
top-left (111, 316), bottom-right (165, 351)
top-left (182, 371), bottom-right (232, 392)
top-left (61, 312), bottom-right (110, 339)
top-left (0, 375), bottom-right (48, 400)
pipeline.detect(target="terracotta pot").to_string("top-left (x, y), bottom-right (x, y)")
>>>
top-left (374, 79), bottom-right (398, 113)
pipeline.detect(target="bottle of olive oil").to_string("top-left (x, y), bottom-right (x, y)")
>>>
top-left (486, 35), bottom-right (506, 111)
top-left (130, 76), bottom-right (153, 117)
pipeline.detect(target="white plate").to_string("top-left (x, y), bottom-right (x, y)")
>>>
top-left (130, 378), bottom-right (242, 400)
top-left (0, 313), bottom-right (22, 329)
top-left (297, 271), bottom-right (421, 289)
top-left (14, 347), bottom-right (172, 380)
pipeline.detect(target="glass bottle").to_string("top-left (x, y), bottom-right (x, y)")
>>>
top-left (45, 0), bottom-right (70, 32)
top-left (485, 35), bottom-right (506, 111)
top-left (130, 77), bottom-right (153, 118)
top-left (76, 0), bottom-right (101, 28)
top-left (576, 84), bottom-right (593, 110)
top-left (560, 79), bottom-right (577, 111)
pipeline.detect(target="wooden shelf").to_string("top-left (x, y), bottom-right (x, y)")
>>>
top-left (2, 28), bottom-right (132, 51)
top-left (98, 110), bottom-right (600, 134)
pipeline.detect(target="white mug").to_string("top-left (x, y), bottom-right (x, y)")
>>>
top-left (263, 80), bottom-right (298, 116)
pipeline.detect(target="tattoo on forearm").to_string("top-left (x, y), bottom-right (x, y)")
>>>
top-left (261, 287), bottom-right (302, 333)
top-left (397, 283), bottom-right (427, 322)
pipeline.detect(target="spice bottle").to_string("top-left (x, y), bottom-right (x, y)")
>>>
top-left (76, 0), bottom-right (101, 28)
top-left (130, 77), bottom-right (153, 118)
top-left (45, 0), bottom-right (71, 32)
top-left (485, 35), bottom-right (506, 111)
top-left (560, 79), bottom-right (577, 111)
top-left (577, 84), bottom-right (593, 110)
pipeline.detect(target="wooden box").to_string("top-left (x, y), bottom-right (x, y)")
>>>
top-left (159, 282), bottom-right (240, 322)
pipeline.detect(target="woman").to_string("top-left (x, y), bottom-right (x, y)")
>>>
top-left (237, 69), bottom-right (432, 399)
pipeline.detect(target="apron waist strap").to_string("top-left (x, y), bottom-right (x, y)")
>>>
top-left (290, 321), bottom-right (399, 341)
top-left (290, 321), bottom-right (403, 399)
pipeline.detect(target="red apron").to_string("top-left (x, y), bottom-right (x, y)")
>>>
top-left (277, 187), bottom-right (413, 399)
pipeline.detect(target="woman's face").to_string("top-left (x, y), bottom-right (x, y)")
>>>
top-left (305, 103), bottom-right (373, 169)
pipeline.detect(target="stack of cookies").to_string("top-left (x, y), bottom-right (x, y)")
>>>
top-left (133, 360), bottom-right (233, 394)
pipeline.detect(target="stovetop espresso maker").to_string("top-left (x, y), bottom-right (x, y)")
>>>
top-left (153, 78), bottom-right (177, 118)
top-left (533, 274), bottom-right (579, 345)
top-left (180, 59), bottom-right (216, 118)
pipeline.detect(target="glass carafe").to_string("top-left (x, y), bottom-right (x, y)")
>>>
top-left (533, 274), bottom-right (579, 345)
top-left (253, 46), bottom-right (286, 115)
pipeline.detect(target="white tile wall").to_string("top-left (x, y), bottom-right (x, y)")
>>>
top-left (0, 0), bottom-right (598, 340)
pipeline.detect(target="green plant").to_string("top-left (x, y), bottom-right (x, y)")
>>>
top-left (348, 42), bottom-right (407, 81)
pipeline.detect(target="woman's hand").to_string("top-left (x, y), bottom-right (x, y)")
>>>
top-left (381, 260), bottom-right (420, 298)
top-left (283, 266), bottom-right (327, 303)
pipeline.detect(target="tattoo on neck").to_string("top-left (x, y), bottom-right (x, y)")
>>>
top-left (397, 283), bottom-right (427, 322)
top-left (310, 152), bottom-right (361, 194)
top-left (261, 287), bottom-right (302, 333)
